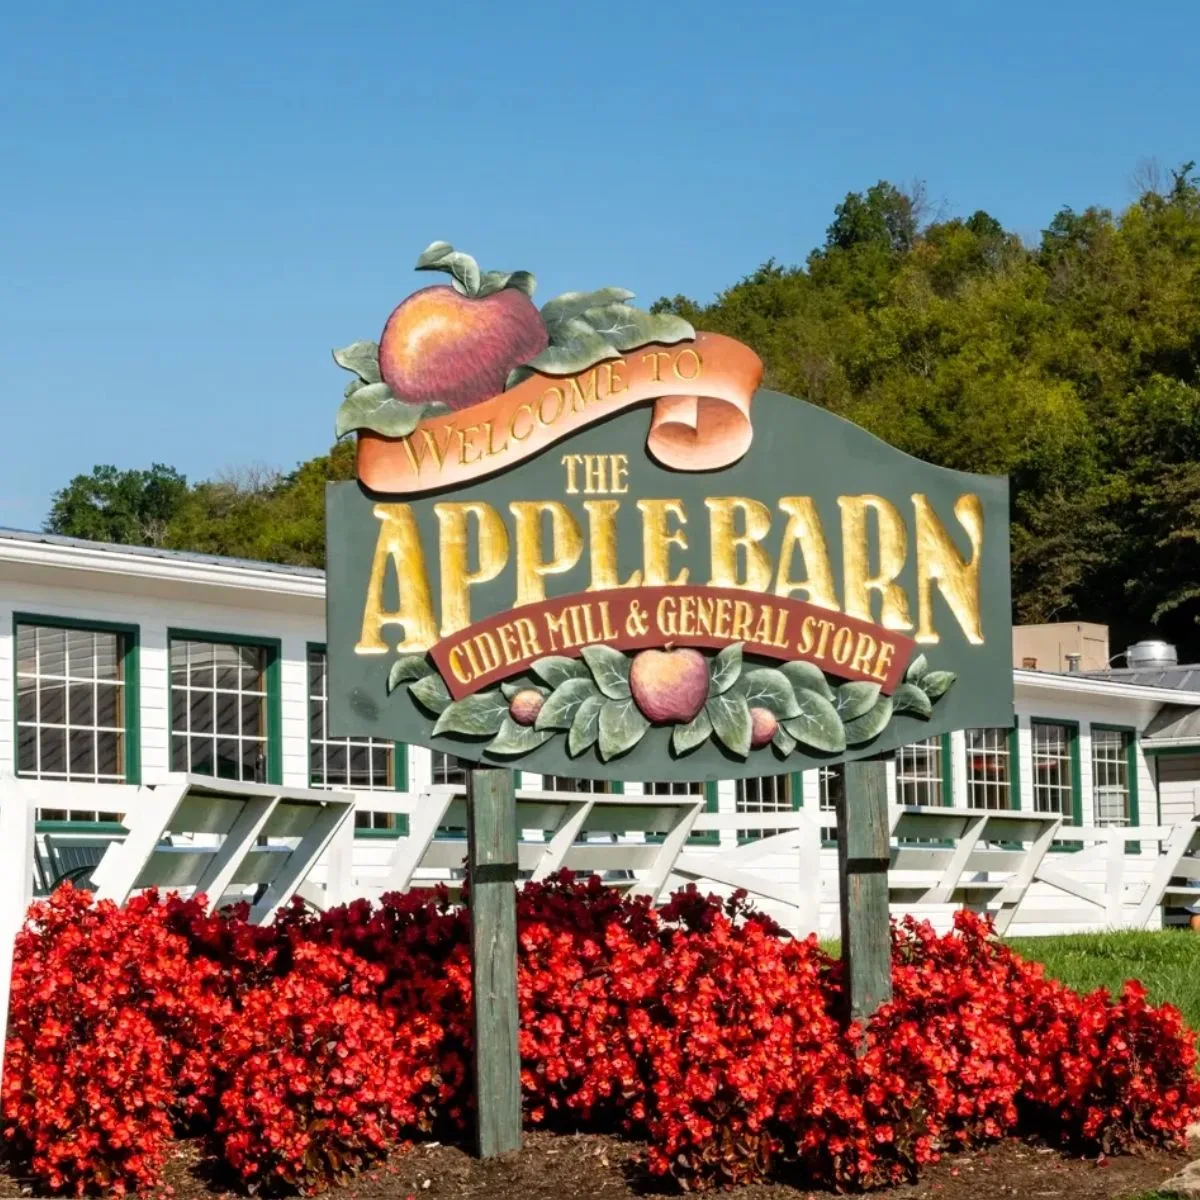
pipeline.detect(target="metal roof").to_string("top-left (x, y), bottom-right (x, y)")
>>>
top-left (1142, 703), bottom-right (1200, 746)
top-left (0, 527), bottom-right (324, 579)
top-left (1082, 665), bottom-right (1200, 692)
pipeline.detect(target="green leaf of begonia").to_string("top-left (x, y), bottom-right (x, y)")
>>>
top-left (568, 694), bottom-right (605, 757)
top-left (738, 667), bottom-right (801, 719)
top-left (486, 715), bottom-right (553, 756)
top-left (433, 690), bottom-right (509, 737)
top-left (672, 708), bottom-right (713, 756)
top-left (892, 683), bottom-right (933, 719)
top-left (409, 673), bottom-right (451, 715)
top-left (536, 677), bottom-right (598, 731)
top-left (784, 689), bottom-right (846, 753)
top-left (581, 645), bottom-right (632, 700)
top-left (844, 697), bottom-right (894, 745)
top-left (835, 681), bottom-right (882, 722)
top-left (387, 655), bottom-right (432, 694)
top-left (708, 643), bottom-right (744, 697)
top-left (706, 691), bottom-right (752, 757)
top-left (332, 340), bottom-right (382, 385)
top-left (779, 660), bottom-right (835, 702)
top-left (597, 697), bottom-right (649, 761)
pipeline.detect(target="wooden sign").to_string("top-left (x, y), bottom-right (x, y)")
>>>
top-left (325, 242), bottom-right (1011, 778)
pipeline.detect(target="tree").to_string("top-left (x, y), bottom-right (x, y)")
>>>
top-left (45, 464), bottom-right (188, 546)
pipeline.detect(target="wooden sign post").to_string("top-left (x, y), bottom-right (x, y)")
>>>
top-left (323, 237), bottom-right (1014, 1156)
top-left (465, 767), bottom-right (522, 1156)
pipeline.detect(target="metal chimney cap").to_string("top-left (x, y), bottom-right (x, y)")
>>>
top-left (1126, 639), bottom-right (1179, 669)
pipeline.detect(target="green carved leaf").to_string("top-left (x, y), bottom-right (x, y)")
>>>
top-left (836, 681), bottom-right (882, 722)
top-left (892, 682), bottom-right (933, 719)
top-left (414, 241), bottom-right (481, 296)
top-left (738, 667), bottom-right (801, 719)
top-left (501, 681), bottom-right (525, 701)
top-left (387, 655), bottom-right (432, 694)
top-left (541, 287), bottom-right (635, 328)
top-left (597, 697), bottom-right (649, 761)
top-left (920, 670), bottom-right (957, 700)
top-left (905, 653), bottom-right (929, 684)
top-left (772, 726), bottom-right (798, 756)
top-left (844, 696), bottom-right (895, 745)
top-left (568, 693), bottom-right (605, 757)
top-left (672, 708), bottom-right (713, 756)
top-left (433, 690), bottom-right (508, 737)
top-left (536, 676), bottom-right (598, 731)
top-left (706, 691), bottom-right (752, 757)
top-left (581, 644), bottom-right (631, 700)
top-left (708, 643), bottom-right (744, 697)
top-left (476, 269), bottom-right (538, 299)
top-left (577, 303), bottom-right (694, 353)
top-left (524, 318), bottom-right (621, 376)
top-left (784, 689), bottom-right (846, 753)
top-left (409, 673), bottom-right (451, 715)
top-left (530, 655), bottom-right (590, 690)
top-left (486, 715), bottom-right (553, 757)
top-left (332, 340), bottom-right (382, 385)
top-left (335, 383), bottom-right (431, 439)
top-left (779, 660), bottom-right (835, 702)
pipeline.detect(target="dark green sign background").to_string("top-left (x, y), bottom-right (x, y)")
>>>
top-left (326, 388), bottom-right (1012, 782)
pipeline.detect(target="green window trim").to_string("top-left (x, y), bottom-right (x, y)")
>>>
top-left (1009, 719), bottom-right (1022, 811)
top-left (13, 611), bottom-right (142, 787)
top-left (1090, 723), bottom-right (1140, 854)
top-left (940, 733), bottom-right (954, 806)
top-left (306, 641), bottom-right (409, 836)
top-left (1030, 717), bottom-right (1083, 851)
top-left (167, 626), bottom-right (282, 786)
top-left (690, 779), bottom-right (721, 845)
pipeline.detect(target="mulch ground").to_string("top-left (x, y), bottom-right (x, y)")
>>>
top-left (0, 1133), bottom-right (1189, 1200)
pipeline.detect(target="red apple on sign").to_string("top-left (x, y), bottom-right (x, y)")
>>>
top-left (509, 689), bottom-right (545, 726)
top-left (749, 706), bottom-right (777, 747)
top-left (629, 647), bottom-right (708, 724)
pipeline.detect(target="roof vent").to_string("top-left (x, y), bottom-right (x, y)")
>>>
top-left (1065, 653), bottom-right (1081, 673)
top-left (1126, 640), bottom-right (1178, 669)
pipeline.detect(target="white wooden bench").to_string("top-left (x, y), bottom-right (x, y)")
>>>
top-left (887, 806), bottom-right (1062, 933)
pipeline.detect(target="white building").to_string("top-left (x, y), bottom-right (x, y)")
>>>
top-left (4, 527), bottom-right (1200, 936)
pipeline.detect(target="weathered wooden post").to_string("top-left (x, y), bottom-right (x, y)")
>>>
top-left (465, 767), bottom-right (522, 1157)
top-left (838, 756), bottom-right (893, 1024)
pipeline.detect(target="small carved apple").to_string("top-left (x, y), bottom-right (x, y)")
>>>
top-left (749, 706), bottom-right (777, 748)
top-left (629, 647), bottom-right (709, 724)
top-left (378, 242), bottom-right (548, 412)
top-left (508, 689), bottom-right (545, 727)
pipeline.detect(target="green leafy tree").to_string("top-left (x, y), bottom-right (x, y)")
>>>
top-left (45, 464), bottom-right (189, 546)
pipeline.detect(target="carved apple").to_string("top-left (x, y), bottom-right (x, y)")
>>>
top-left (509, 689), bottom-right (545, 727)
top-left (749, 706), bottom-right (777, 748)
top-left (378, 242), bottom-right (547, 412)
top-left (629, 647), bottom-right (709, 724)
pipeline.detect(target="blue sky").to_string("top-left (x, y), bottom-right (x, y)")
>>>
top-left (2, 0), bottom-right (1198, 530)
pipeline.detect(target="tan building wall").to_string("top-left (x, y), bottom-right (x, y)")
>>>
top-left (1012, 622), bottom-right (1110, 672)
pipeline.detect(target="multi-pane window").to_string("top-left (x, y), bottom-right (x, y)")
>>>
top-left (1032, 721), bottom-right (1077, 821)
top-left (643, 780), bottom-right (702, 796)
top-left (1091, 728), bottom-right (1133, 826)
top-left (170, 637), bottom-right (270, 782)
top-left (432, 751), bottom-right (469, 787)
top-left (539, 775), bottom-right (609, 794)
top-left (818, 765), bottom-right (843, 844)
top-left (16, 622), bottom-right (129, 822)
top-left (895, 737), bottom-right (945, 807)
top-left (736, 775), bottom-right (792, 838)
top-left (966, 728), bottom-right (1013, 810)
top-left (307, 648), bottom-right (398, 830)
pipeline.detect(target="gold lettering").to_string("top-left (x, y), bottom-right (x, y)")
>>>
top-left (458, 424), bottom-right (483, 466)
top-left (679, 594), bottom-right (697, 636)
top-left (538, 386), bottom-right (565, 426)
top-left (696, 594), bottom-right (715, 636)
top-left (814, 618), bottom-right (836, 659)
top-left (873, 642), bottom-right (896, 682)
top-left (611, 454), bottom-right (630, 494)
top-left (798, 615), bottom-right (817, 654)
top-left (774, 497), bottom-right (839, 610)
top-left (583, 454), bottom-right (607, 495)
top-left (714, 598), bottom-right (733, 639)
top-left (732, 600), bottom-right (754, 642)
top-left (657, 595), bottom-right (678, 636)
top-left (355, 504), bottom-right (438, 654)
top-left (497, 623), bottom-right (520, 665)
top-left (545, 610), bottom-right (574, 651)
top-left (751, 605), bottom-right (773, 645)
top-left (485, 420), bottom-right (508, 457)
top-left (475, 631), bottom-right (502, 674)
top-left (602, 359), bottom-right (629, 396)
top-left (772, 609), bottom-right (789, 648)
top-left (515, 617), bottom-right (542, 660)
top-left (510, 403), bottom-right (535, 442)
top-left (706, 497), bottom-right (773, 590)
top-left (583, 500), bottom-right (642, 591)
top-left (562, 454), bottom-right (582, 494)
top-left (838, 495), bottom-right (913, 630)
top-left (831, 626), bottom-right (854, 665)
top-left (637, 498), bottom-right (689, 586)
top-left (673, 347), bottom-right (702, 381)
top-left (447, 645), bottom-right (473, 685)
top-left (569, 369), bottom-right (597, 411)
top-left (913, 493), bottom-right (984, 644)
top-left (433, 501), bottom-right (509, 637)
top-left (599, 601), bottom-right (616, 640)
top-left (641, 349), bottom-right (672, 381)
top-left (509, 501), bottom-right (584, 607)
top-left (850, 631), bottom-right (877, 675)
